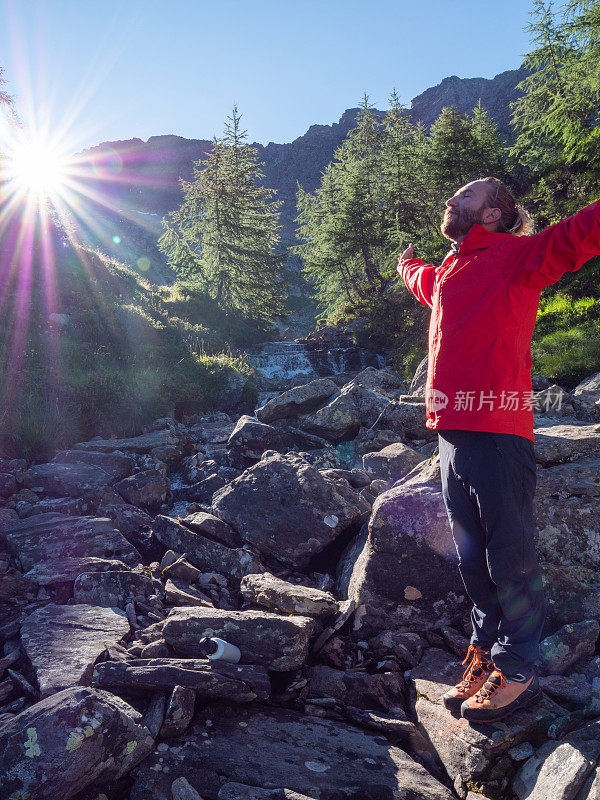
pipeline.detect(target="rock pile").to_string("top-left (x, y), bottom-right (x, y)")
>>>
top-left (0, 364), bottom-right (599, 799)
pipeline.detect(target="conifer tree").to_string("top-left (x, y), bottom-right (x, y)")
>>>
top-left (159, 106), bottom-right (288, 325)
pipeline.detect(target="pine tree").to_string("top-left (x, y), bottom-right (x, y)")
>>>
top-left (159, 106), bottom-right (288, 325)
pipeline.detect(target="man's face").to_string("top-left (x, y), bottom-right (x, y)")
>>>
top-left (441, 181), bottom-right (491, 241)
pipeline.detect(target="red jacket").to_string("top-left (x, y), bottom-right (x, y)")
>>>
top-left (398, 200), bottom-right (600, 442)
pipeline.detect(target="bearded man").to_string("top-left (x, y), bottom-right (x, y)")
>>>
top-left (397, 178), bottom-right (600, 722)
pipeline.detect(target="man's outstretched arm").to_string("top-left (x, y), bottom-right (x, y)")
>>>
top-left (397, 243), bottom-right (438, 309)
top-left (513, 199), bottom-right (600, 291)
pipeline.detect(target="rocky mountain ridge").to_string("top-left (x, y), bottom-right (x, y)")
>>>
top-left (1, 326), bottom-right (599, 799)
top-left (69, 65), bottom-right (529, 284)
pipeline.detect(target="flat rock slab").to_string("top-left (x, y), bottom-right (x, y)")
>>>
top-left (0, 512), bottom-right (141, 573)
top-left (74, 569), bottom-right (154, 608)
top-left (21, 603), bottom-right (130, 696)
top-left (306, 664), bottom-right (404, 712)
top-left (74, 429), bottom-right (177, 453)
top-left (533, 424), bottom-right (600, 466)
top-left (52, 448), bottom-right (134, 478)
top-left (219, 785), bottom-right (317, 800)
top-left (22, 556), bottom-right (131, 586)
top-left (410, 648), bottom-right (568, 781)
top-left (212, 451), bottom-right (367, 569)
top-left (163, 607), bottom-right (314, 671)
top-left (130, 704), bottom-right (454, 800)
top-left (22, 462), bottom-right (118, 498)
top-left (240, 572), bottom-right (339, 617)
top-left (93, 658), bottom-right (270, 701)
top-left (0, 686), bottom-right (154, 800)
top-left (154, 515), bottom-right (265, 581)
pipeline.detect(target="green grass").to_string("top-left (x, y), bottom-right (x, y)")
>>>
top-left (0, 239), bottom-right (261, 460)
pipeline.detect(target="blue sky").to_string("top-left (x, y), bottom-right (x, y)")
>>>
top-left (0, 0), bottom-right (534, 151)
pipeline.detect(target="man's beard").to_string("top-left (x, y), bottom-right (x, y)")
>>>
top-left (441, 206), bottom-right (485, 240)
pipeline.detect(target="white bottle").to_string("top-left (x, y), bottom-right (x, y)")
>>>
top-left (199, 636), bottom-right (241, 664)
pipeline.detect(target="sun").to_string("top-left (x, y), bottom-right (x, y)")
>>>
top-left (4, 133), bottom-right (68, 201)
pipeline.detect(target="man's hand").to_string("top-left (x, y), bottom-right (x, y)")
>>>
top-left (397, 243), bottom-right (414, 274)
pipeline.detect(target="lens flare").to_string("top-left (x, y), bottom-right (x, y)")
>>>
top-left (5, 135), bottom-right (68, 199)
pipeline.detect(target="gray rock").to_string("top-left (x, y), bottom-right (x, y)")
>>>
top-left (300, 384), bottom-right (390, 442)
top-left (163, 607), bottom-right (314, 671)
top-left (409, 356), bottom-right (428, 396)
top-left (75, 428), bottom-right (180, 454)
top-left (162, 555), bottom-right (202, 583)
top-left (172, 776), bottom-right (205, 800)
top-left (578, 768), bottom-right (600, 799)
top-left (0, 472), bottom-right (17, 498)
top-left (74, 569), bottom-right (154, 608)
top-left (22, 462), bottom-right (122, 499)
top-left (92, 658), bottom-right (268, 699)
top-left (540, 621), bottom-right (600, 675)
top-left (533, 424), bottom-right (600, 466)
top-left (165, 578), bottom-right (213, 607)
top-left (212, 452), bottom-right (368, 569)
top-left (114, 468), bottom-right (170, 512)
top-left (52, 448), bottom-right (134, 479)
top-left (130, 703), bottom-right (454, 800)
top-left (572, 371), bottom-right (600, 419)
top-left (21, 496), bottom-right (91, 517)
top-left (410, 647), bottom-right (567, 781)
top-left (539, 674), bottom-right (592, 706)
top-left (347, 457), bottom-right (468, 635)
top-left (22, 556), bottom-right (132, 586)
top-left (375, 399), bottom-right (432, 440)
top-left (227, 416), bottom-right (326, 469)
top-left (154, 515), bottom-right (265, 582)
top-left (362, 442), bottom-right (425, 484)
top-left (256, 377), bottom-right (338, 423)
top-left (21, 603), bottom-right (130, 696)
top-left (182, 511), bottom-right (241, 549)
top-left (97, 502), bottom-right (154, 547)
top-left (513, 719), bottom-right (600, 800)
top-left (306, 664), bottom-right (404, 711)
top-left (240, 572), bottom-right (338, 617)
top-left (159, 685), bottom-right (196, 738)
top-left (0, 512), bottom-right (140, 573)
top-left (219, 785), bottom-right (316, 800)
top-left (0, 686), bottom-right (154, 800)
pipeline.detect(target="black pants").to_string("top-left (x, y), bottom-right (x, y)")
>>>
top-left (438, 429), bottom-right (546, 680)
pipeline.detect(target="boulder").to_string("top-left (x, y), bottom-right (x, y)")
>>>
top-left (182, 511), bottom-right (241, 548)
top-left (539, 621), bottom-right (600, 675)
top-left (513, 719), bottom-right (600, 800)
top-left (153, 515), bottom-right (265, 581)
top-left (346, 457), bottom-right (468, 635)
top-left (92, 658), bottom-right (270, 701)
top-left (114, 469), bottom-right (170, 513)
top-left (212, 452), bottom-right (369, 569)
top-left (165, 577), bottom-right (213, 607)
top-left (533, 424), bottom-right (600, 466)
top-left (374, 399), bottom-right (432, 441)
top-left (21, 496), bottom-right (91, 517)
top-left (73, 569), bottom-right (154, 608)
top-left (97, 502), bottom-right (154, 548)
top-left (410, 647), bottom-right (567, 782)
top-left (0, 686), bottom-right (154, 800)
top-left (0, 512), bottom-right (141, 574)
top-left (256, 377), bottom-right (338, 423)
top-left (306, 664), bottom-right (404, 711)
top-left (130, 703), bottom-right (454, 800)
top-left (160, 685), bottom-right (196, 738)
top-left (0, 472), bottom-right (17, 499)
top-left (572, 371), bottom-right (600, 419)
top-left (20, 603), bottom-right (130, 696)
top-left (409, 355), bottom-right (428, 397)
top-left (240, 572), bottom-right (338, 618)
top-left (344, 366), bottom-right (408, 397)
top-left (300, 384), bottom-right (390, 443)
top-left (163, 607), bottom-right (314, 671)
top-left (362, 442), bottom-right (426, 484)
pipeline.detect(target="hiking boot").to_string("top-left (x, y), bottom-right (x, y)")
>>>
top-left (460, 669), bottom-right (541, 722)
top-left (442, 644), bottom-right (494, 711)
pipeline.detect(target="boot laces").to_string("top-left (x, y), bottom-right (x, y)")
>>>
top-left (458, 644), bottom-right (492, 690)
top-left (475, 670), bottom-right (507, 704)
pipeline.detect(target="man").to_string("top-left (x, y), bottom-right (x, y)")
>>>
top-left (397, 178), bottom-right (600, 722)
